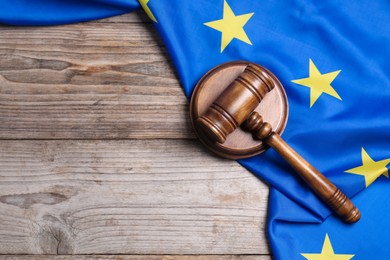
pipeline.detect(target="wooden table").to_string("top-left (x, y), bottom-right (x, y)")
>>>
top-left (0, 11), bottom-right (270, 259)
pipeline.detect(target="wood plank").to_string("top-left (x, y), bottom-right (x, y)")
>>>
top-left (0, 12), bottom-right (192, 140)
top-left (0, 255), bottom-right (271, 260)
top-left (0, 139), bottom-right (269, 255)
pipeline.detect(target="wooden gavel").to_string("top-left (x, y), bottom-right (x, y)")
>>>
top-left (195, 63), bottom-right (360, 223)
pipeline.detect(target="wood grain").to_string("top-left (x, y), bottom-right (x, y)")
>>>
top-left (0, 139), bottom-right (269, 255)
top-left (0, 11), bottom-right (271, 258)
top-left (0, 11), bottom-right (191, 140)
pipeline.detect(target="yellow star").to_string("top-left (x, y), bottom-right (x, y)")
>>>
top-left (301, 233), bottom-right (354, 260)
top-left (204, 0), bottom-right (254, 52)
top-left (139, 0), bottom-right (157, 23)
top-left (345, 148), bottom-right (390, 188)
top-left (292, 59), bottom-right (342, 107)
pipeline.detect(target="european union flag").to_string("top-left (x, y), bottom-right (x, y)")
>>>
top-left (2, 0), bottom-right (390, 259)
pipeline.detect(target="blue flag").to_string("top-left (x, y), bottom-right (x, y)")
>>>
top-left (2, 1), bottom-right (390, 259)
top-left (0, 0), bottom-right (139, 25)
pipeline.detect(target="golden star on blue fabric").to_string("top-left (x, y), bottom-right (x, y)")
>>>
top-left (345, 147), bottom-right (390, 188)
top-left (139, 0), bottom-right (157, 23)
top-left (204, 0), bottom-right (254, 52)
top-left (301, 233), bottom-right (354, 260)
top-left (292, 59), bottom-right (342, 107)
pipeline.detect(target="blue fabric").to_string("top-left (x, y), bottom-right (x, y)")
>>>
top-left (268, 179), bottom-right (390, 259)
top-left (1, 0), bottom-right (390, 258)
top-left (0, 0), bottom-right (140, 25)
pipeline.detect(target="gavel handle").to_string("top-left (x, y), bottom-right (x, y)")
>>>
top-left (245, 112), bottom-right (360, 223)
top-left (266, 133), bottom-right (360, 223)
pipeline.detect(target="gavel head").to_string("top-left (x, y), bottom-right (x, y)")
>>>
top-left (196, 64), bottom-right (276, 144)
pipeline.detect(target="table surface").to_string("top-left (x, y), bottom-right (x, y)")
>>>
top-left (0, 11), bottom-right (271, 259)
